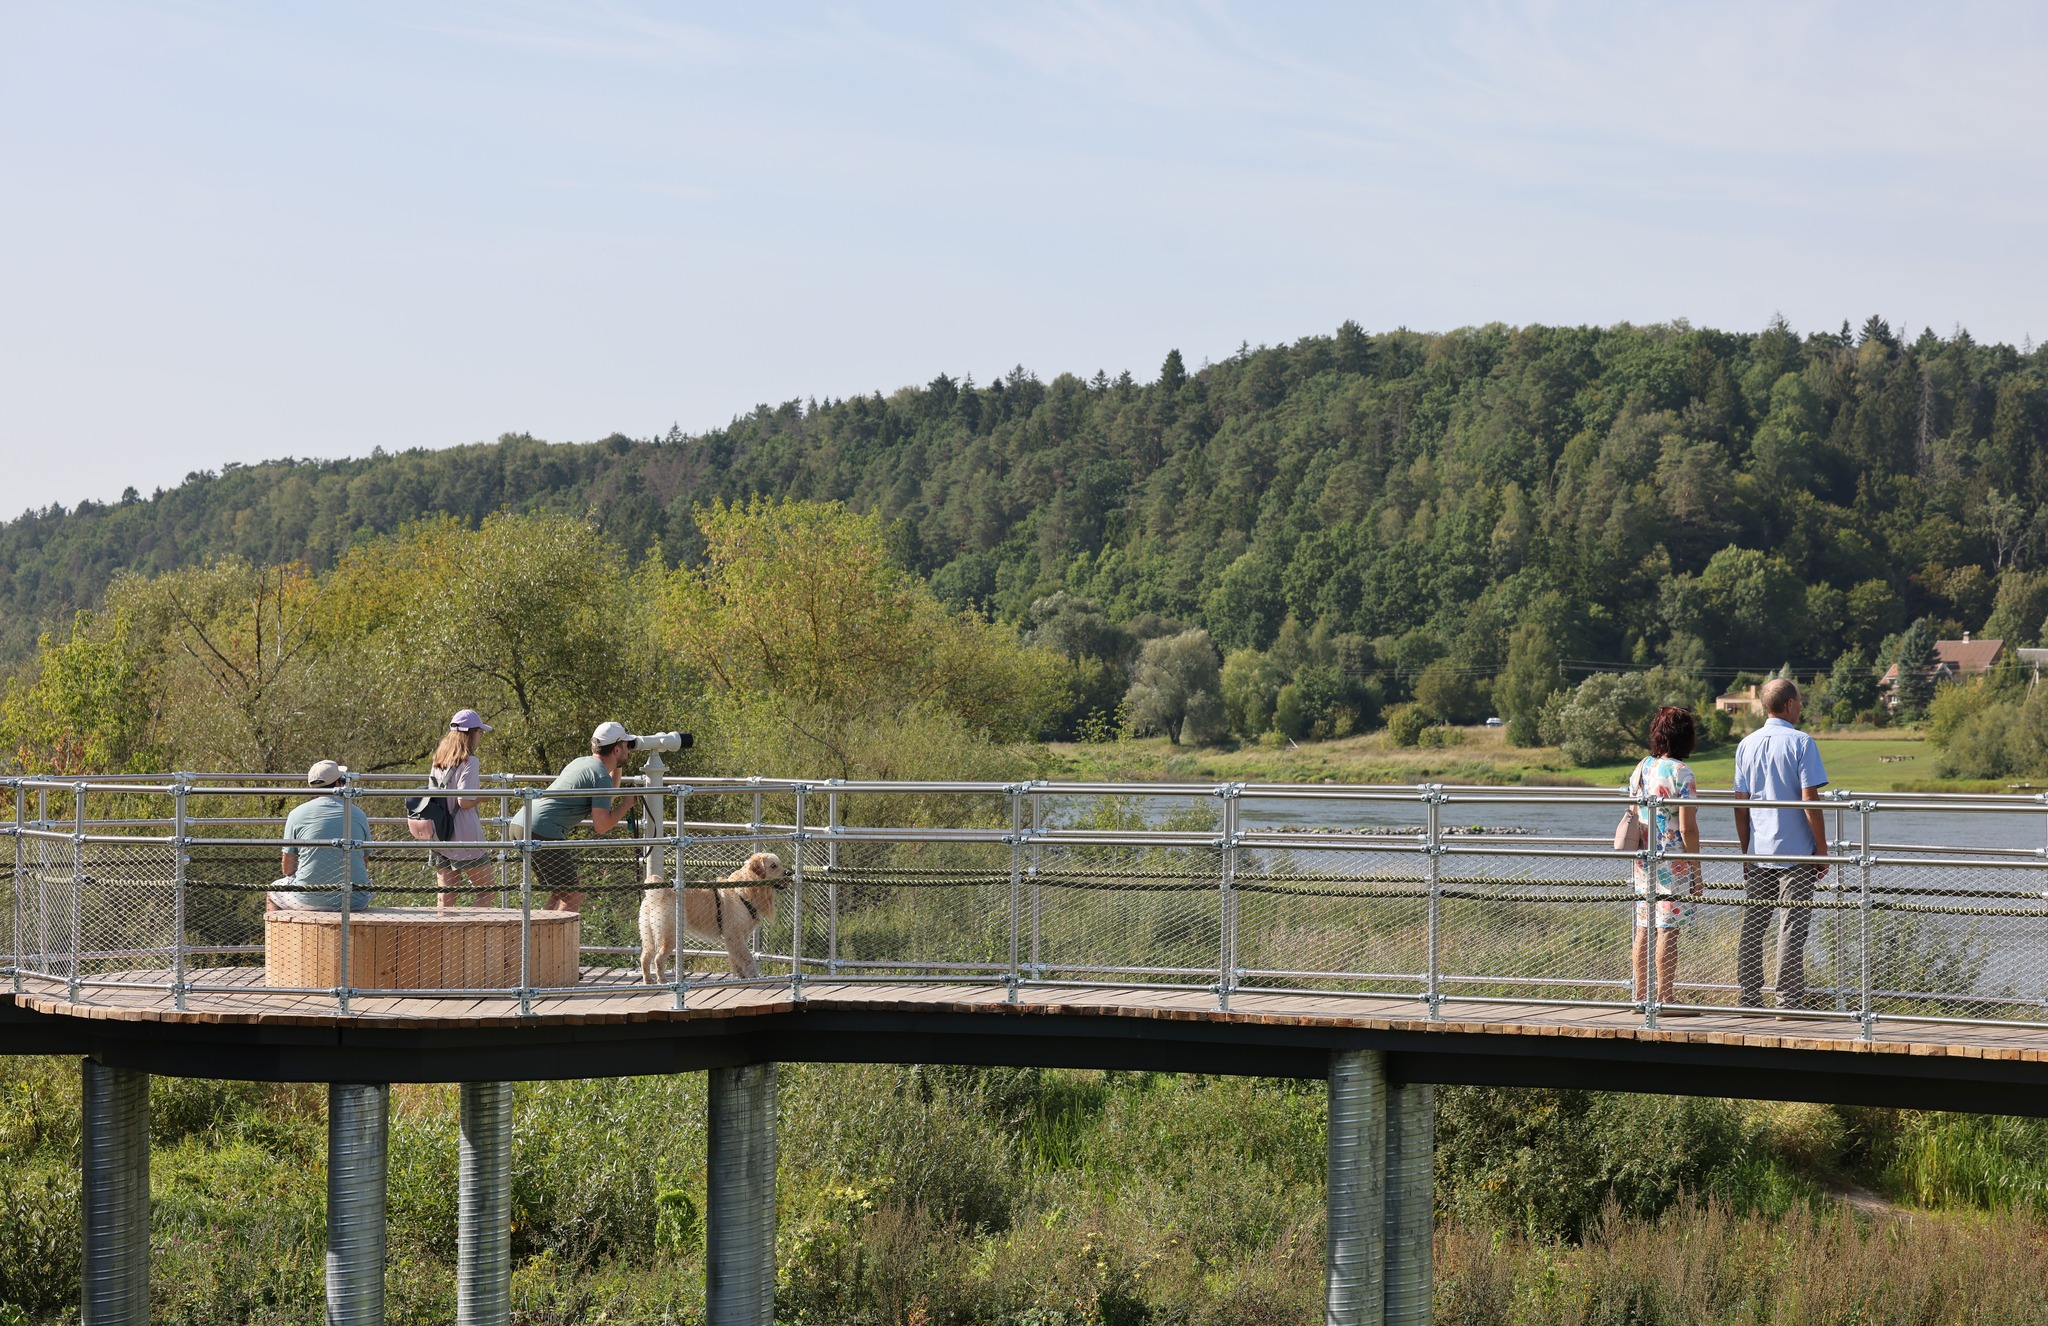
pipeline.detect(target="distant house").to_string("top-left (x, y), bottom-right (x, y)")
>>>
top-left (2020, 647), bottom-right (2048, 686)
top-left (1713, 685), bottom-right (1762, 716)
top-left (1880, 633), bottom-right (2004, 705)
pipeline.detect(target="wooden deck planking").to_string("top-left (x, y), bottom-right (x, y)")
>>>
top-left (12, 970), bottom-right (2048, 1066)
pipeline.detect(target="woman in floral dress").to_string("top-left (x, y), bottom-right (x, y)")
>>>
top-left (1630, 706), bottom-right (1701, 1007)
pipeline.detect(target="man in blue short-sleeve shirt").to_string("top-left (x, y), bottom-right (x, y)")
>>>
top-left (520, 722), bottom-right (638, 912)
top-left (268, 760), bottom-right (374, 911)
top-left (1732, 678), bottom-right (1830, 1009)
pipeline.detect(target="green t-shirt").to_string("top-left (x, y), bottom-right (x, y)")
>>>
top-left (282, 794), bottom-right (373, 887)
top-left (526, 756), bottom-right (615, 840)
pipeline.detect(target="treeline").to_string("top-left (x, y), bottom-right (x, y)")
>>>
top-left (9, 315), bottom-right (2048, 745)
top-left (0, 504), bottom-right (1057, 781)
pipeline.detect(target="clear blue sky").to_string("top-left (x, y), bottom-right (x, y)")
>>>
top-left (3, 2), bottom-right (2044, 515)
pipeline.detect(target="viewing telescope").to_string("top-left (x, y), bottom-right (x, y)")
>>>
top-left (626, 731), bottom-right (693, 754)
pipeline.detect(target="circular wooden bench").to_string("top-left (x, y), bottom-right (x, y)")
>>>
top-left (265, 907), bottom-right (580, 990)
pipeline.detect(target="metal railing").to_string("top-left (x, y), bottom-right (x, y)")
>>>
top-left (4, 773), bottom-right (2047, 1038)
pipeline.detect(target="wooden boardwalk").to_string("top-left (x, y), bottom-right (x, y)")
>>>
top-left (13, 965), bottom-right (2048, 1072)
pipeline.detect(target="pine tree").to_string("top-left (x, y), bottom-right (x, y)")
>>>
top-left (1892, 617), bottom-right (1938, 717)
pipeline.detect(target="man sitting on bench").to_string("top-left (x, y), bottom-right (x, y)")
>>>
top-left (267, 759), bottom-right (376, 911)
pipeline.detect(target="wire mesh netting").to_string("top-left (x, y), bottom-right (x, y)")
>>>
top-left (6, 776), bottom-right (2048, 1030)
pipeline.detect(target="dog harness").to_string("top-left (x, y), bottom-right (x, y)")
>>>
top-left (713, 891), bottom-right (764, 931)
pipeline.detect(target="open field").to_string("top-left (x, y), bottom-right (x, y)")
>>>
top-left (1045, 728), bottom-right (1942, 792)
top-left (1048, 721), bottom-right (1941, 795)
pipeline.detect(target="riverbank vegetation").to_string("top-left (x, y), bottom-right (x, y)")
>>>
top-left (1, 1056), bottom-right (2046, 1325)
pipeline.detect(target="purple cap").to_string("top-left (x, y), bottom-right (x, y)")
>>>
top-left (450, 708), bottom-right (493, 732)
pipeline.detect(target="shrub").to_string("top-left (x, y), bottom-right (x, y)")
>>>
top-left (1436, 1086), bottom-right (1772, 1239)
top-left (1386, 703), bottom-right (1430, 747)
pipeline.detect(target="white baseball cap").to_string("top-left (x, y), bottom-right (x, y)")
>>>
top-left (591, 721), bottom-right (630, 746)
top-left (306, 760), bottom-right (350, 785)
top-left (449, 708), bottom-right (493, 732)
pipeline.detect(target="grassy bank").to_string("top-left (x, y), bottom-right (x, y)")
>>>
top-left (1046, 728), bottom-right (1939, 793)
top-left (3, 1058), bottom-right (2048, 1324)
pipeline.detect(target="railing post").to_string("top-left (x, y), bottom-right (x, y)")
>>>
top-left (1831, 796), bottom-right (1847, 1013)
top-left (1423, 785), bottom-right (1442, 1020)
top-left (81, 1060), bottom-right (150, 1326)
top-left (326, 1082), bottom-right (390, 1326)
top-left (1857, 801), bottom-right (1875, 1041)
top-left (70, 781), bottom-right (86, 1002)
top-left (1326, 1049), bottom-right (1387, 1326)
top-left (518, 789), bottom-right (535, 1018)
top-left (338, 785), bottom-right (356, 1016)
top-left (707, 1063), bottom-right (777, 1326)
top-left (1006, 786), bottom-right (1025, 1002)
top-left (1029, 787), bottom-right (1044, 979)
top-left (1642, 790), bottom-right (1661, 1030)
top-left (172, 775), bottom-right (189, 1012)
top-left (672, 786), bottom-right (690, 1010)
top-left (457, 1081), bottom-right (513, 1326)
top-left (1217, 784), bottom-right (1240, 1011)
top-left (11, 781), bottom-right (23, 995)
top-left (789, 786), bottom-right (806, 1000)
top-left (36, 785), bottom-right (50, 988)
top-left (825, 783), bottom-right (840, 976)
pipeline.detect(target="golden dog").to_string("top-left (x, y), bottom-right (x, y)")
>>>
top-left (638, 852), bottom-right (786, 983)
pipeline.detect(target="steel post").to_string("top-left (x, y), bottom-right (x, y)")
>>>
top-left (1858, 803), bottom-right (1874, 1040)
top-left (326, 1083), bottom-right (390, 1326)
top-left (171, 776), bottom-right (189, 1011)
top-left (825, 785), bottom-right (840, 974)
top-left (11, 782), bottom-right (23, 994)
top-left (1219, 787), bottom-right (1240, 1011)
top-left (790, 787), bottom-right (806, 998)
top-left (1326, 1049), bottom-right (1387, 1326)
top-left (519, 790), bottom-right (534, 1018)
top-left (1424, 789), bottom-right (1441, 1019)
top-left (338, 787), bottom-right (356, 1016)
top-left (673, 787), bottom-right (690, 1008)
top-left (1007, 787), bottom-right (1024, 1002)
top-left (457, 1082), bottom-right (513, 1326)
top-left (707, 1063), bottom-right (777, 1326)
top-left (70, 783), bottom-right (85, 1002)
top-left (1383, 1082), bottom-right (1434, 1326)
top-left (81, 1061), bottom-right (150, 1326)
top-left (1642, 791), bottom-right (1661, 1030)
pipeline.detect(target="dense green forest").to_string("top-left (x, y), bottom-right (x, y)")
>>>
top-left (10, 316), bottom-right (2048, 671)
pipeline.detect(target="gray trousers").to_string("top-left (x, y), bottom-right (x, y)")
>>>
top-left (1738, 863), bottom-right (1821, 1008)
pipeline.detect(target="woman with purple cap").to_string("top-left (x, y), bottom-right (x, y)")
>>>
top-left (434, 708), bottom-right (498, 907)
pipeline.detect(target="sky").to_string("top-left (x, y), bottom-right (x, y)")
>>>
top-left (3, 1), bottom-right (2046, 516)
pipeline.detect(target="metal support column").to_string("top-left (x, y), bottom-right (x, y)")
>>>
top-left (1326, 1049), bottom-right (1387, 1326)
top-left (327, 1083), bottom-right (390, 1326)
top-left (457, 1082), bottom-right (513, 1326)
top-left (1383, 1083), bottom-right (1434, 1326)
top-left (81, 1061), bottom-right (149, 1326)
top-left (706, 1064), bottom-right (777, 1326)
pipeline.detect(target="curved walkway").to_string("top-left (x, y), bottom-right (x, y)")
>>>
top-left (8, 972), bottom-right (2048, 1114)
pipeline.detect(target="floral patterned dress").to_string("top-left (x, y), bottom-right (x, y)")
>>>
top-left (1630, 755), bottom-right (1698, 930)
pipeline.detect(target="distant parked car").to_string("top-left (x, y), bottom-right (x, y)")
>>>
top-left (1484, 717), bottom-right (1504, 727)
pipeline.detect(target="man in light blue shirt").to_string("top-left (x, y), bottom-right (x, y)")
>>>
top-left (1732, 679), bottom-right (1829, 1009)
top-left (268, 759), bottom-right (374, 911)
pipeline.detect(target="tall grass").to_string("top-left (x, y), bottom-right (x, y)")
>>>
top-left (2, 1055), bottom-right (2048, 1324)
top-left (1440, 1199), bottom-right (2048, 1326)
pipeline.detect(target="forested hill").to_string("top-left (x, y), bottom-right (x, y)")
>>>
top-left (7, 317), bottom-right (2048, 674)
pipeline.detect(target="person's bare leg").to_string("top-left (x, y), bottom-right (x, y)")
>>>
top-left (1632, 924), bottom-right (1649, 1002)
top-left (1657, 931), bottom-right (1680, 1006)
top-left (465, 861), bottom-right (497, 907)
top-left (547, 891), bottom-right (585, 912)
top-left (437, 868), bottom-right (462, 908)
